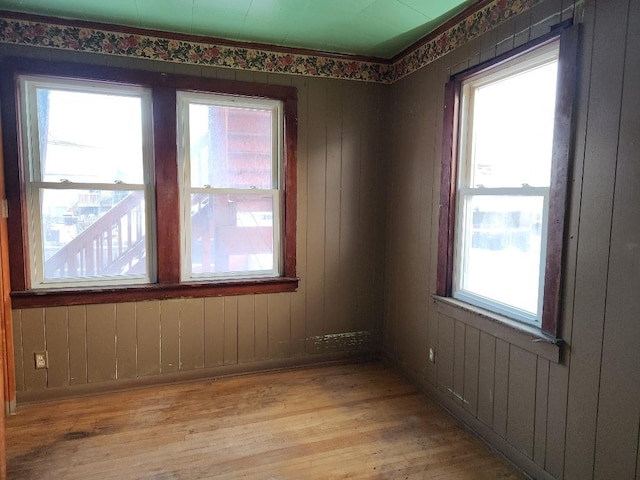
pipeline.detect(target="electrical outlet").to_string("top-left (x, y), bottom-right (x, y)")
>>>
top-left (428, 347), bottom-right (436, 363)
top-left (34, 352), bottom-right (48, 369)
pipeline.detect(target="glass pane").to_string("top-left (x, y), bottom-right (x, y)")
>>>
top-left (469, 61), bottom-right (558, 188)
top-left (458, 195), bottom-right (544, 315)
top-left (188, 104), bottom-right (273, 189)
top-left (37, 88), bottom-right (144, 184)
top-left (190, 193), bottom-right (274, 276)
top-left (41, 189), bottom-right (147, 280)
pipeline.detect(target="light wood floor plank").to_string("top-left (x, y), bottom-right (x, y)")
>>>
top-left (7, 363), bottom-right (523, 479)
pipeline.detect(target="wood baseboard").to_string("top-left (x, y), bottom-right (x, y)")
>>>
top-left (16, 350), bottom-right (380, 405)
top-left (383, 352), bottom-right (554, 480)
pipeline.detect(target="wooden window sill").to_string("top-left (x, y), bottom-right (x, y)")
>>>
top-left (11, 277), bottom-right (299, 308)
top-left (433, 295), bottom-right (563, 363)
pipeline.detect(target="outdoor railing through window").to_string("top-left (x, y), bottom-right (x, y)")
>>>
top-left (44, 191), bottom-right (146, 279)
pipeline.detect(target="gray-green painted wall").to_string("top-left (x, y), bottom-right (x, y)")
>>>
top-left (2, 44), bottom-right (388, 401)
top-left (4, 0), bottom-right (640, 478)
top-left (384, 0), bottom-right (640, 478)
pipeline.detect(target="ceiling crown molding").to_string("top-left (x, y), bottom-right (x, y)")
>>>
top-left (0, 0), bottom-right (539, 84)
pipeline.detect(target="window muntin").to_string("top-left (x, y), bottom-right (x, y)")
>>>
top-left (178, 93), bottom-right (283, 281)
top-left (453, 41), bottom-right (559, 326)
top-left (19, 76), bottom-right (154, 288)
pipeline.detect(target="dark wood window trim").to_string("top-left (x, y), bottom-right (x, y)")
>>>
top-left (436, 21), bottom-right (579, 337)
top-left (0, 57), bottom-right (298, 308)
top-left (10, 278), bottom-right (299, 308)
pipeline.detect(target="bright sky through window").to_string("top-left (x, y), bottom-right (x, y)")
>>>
top-left (470, 62), bottom-right (558, 189)
top-left (42, 89), bottom-right (144, 184)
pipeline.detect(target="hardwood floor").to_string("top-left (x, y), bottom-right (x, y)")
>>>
top-left (6, 363), bottom-right (523, 479)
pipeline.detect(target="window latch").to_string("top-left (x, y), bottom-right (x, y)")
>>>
top-left (114, 180), bottom-right (124, 184)
top-left (60, 178), bottom-right (71, 183)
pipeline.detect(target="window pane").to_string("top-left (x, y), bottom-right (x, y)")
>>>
top-left (189, 193), bottom-right (274, 276)
top-left (41, 189), bottom-right (147, 281)
top-left (38, 88), bottom-right (144, 184)
top-left (458, 195), bottom-right (544, 315)
top-left (469, 61), bottom-right (557, 188)
top-left (188, 104), bottom-right (273, 189)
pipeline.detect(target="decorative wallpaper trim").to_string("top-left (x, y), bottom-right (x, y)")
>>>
top-left (0, 15), bottom-right (393, 83)
top-left (391, 0), bottom-right (540, 81)
top-left (0, 0), bottom-right (540, 84)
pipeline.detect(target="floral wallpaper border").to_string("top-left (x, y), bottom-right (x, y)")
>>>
top-left (392, 0), bottom-right (539, 81)
top-left (0, 0), bottom-right (539, 84)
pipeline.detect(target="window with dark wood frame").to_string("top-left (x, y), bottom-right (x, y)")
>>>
top-left (0, 58), bottom-right (298, 308)
top-left (436, 22), bottom-right (579, 337)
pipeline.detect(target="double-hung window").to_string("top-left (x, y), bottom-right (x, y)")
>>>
top-left (178, 93), bottom-right (283, 280)
top-left (18, 76), bottom-right (154, 288)
top-left (454, 43), bottom-right (558, 325)
top-left (437, 24), bottom-right (579, 336)
top-left (1, 58), bottom-right (298, 307)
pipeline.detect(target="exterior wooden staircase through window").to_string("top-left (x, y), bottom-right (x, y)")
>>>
top-left (44, 191), bottom-right (146, 279)
top-left (44, 191), bottom-right (274, 280)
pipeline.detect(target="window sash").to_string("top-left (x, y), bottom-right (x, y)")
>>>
top-left (184, 188), bottom-right (281, 280)
top-left (19, 76), bottom-right (155, 288)
top-left (453, 189), bottom-right (549, 325)
top-left (457, 45), bottom-right (559, 192)
top-left (31, 187), bottom-right (151, 287)
top-left (177, 92), bottom-right (284, 282)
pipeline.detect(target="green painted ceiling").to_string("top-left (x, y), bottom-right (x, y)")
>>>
top-left (1, 0), bottom-right (476, 58)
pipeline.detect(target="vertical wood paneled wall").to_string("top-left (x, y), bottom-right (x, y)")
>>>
top-left (1, 45), bottom-right (388, 400)
top-left (384, 0), bottom-right (640, 479)
top-left (5, 0), bottom-right (640, 478)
